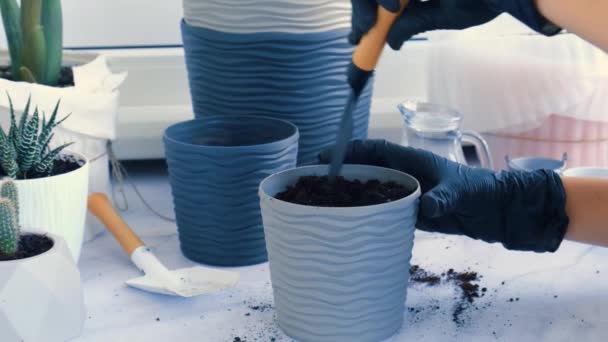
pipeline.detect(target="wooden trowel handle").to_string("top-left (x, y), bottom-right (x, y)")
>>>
top-left (352, 0), bottom-right (409, 71)
top-left (88, 193), bottom-right (144, 256)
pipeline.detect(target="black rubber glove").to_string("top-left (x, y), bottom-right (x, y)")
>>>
top-left (350, 0), bottom-right (562, 50)
top-left (319, 139), bottom-right (569, 252)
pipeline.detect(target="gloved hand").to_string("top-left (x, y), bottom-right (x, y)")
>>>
top-left (319, 139), bottom-right (569, 252)
top-left (350, 0), bottom-right (561, 50)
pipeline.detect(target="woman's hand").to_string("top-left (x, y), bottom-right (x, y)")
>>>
top-left (350, 0), bottom-right (561, 50)
top-left (319, 139), bottom-right (569, 252)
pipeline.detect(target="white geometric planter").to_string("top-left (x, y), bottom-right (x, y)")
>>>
top-left (0, 232), bottom-right (85, 342)
top-left (11, 153), bottom-right (90, 262)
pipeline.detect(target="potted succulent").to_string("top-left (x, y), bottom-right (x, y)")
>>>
top-left (0, 178), bottom-right (85, 342)
top-left (260, 164), bottom-right (420, 342)
top-left (0, 0), bottom-right (126, 241)
top-left (0, 96), bottom-right (89, 261)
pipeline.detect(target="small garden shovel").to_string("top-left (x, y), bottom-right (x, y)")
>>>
top-left (87, 193), bottom-right (239, 297)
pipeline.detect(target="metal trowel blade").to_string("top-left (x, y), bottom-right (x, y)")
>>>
top-left (126, 266), bottom-right (240, 298)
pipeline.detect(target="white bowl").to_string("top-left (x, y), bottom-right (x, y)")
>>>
top-left (563, 167), bottom-right (608, 178)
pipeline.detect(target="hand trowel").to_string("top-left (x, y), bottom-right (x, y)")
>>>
top-left (329, 0), bottom-right (409, 178)
top-left (88, 193), bottom-right (239, 297)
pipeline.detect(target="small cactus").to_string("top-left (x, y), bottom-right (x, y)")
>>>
top-left (0, 197), bottom-right (19, 256)
top-left (1, 178), bottom-right (18, 219)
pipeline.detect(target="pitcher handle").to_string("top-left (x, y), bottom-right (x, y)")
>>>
top-left (462, 131), bottom-right (494, 169)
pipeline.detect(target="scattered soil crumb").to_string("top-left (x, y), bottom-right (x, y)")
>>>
top-left (155, 317), bottom-right (160, 322)
top-left (409, 265), bottom-right (441, 285)
top-left (248, 304), bottom-right (273, 313)
top-left (409, 265), bottom-right (485, 327)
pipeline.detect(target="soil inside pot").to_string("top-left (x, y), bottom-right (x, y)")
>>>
top-left (0, 234), bottom-right (54, 261)
top-left (0, 154), bottom-right (85, 180)
top-left (0, 65), bottom-right (75, 87)
top-left (275, 175), bottom-right (413, 207)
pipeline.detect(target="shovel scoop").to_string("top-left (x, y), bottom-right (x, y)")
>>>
top-left (88, 193), bottom-right (239, 297)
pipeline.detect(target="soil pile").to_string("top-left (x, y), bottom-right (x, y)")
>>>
top-left (275, 175), bottom-right (412, 207)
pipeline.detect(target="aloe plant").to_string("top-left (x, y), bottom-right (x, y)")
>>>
top-left (0, 0), bottom-right (62, 85)
top-left (0, 179), bottom-right (19, 256)
top-left (0, 94), bottom-right (72, 179)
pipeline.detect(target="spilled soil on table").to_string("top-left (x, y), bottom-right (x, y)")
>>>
top-left (409, 265), bottom-right (486, 326)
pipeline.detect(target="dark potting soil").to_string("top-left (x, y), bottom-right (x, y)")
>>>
top-left (0, 65), bottom-right (74, 87)
top-left (275, 175), bottom-right (412, 207)
top-left (409, 265), bottom-right (485, 327)
top-left (0, 154), bottom-right (85, 180)
top-left (47, 154), bottom-right (84, 177)
top-left (0, 234), bottom-right (53, 261)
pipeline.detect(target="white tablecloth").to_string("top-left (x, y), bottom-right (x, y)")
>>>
top-left (75, 164), bottom-right (608, 342)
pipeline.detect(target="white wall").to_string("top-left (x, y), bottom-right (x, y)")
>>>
top-left (0, 0), bottom-right (183, 48)
top-left (0, 2), bottom-right (531, 159)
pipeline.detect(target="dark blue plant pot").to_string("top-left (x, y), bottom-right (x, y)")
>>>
top-left (163, 116), bottom-right (299, 266)
top-left (181, 20), bottom-right (372, 165)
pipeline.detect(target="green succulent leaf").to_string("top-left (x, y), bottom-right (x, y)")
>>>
top-left (42, 0), bottom-right (62, 86)
top-left (0, 140), bottom-right (18, 178)
top-left (0, 0), bottom-right (22, 78)
top-left (6, 93), bottom-right (21, 146)
top-left (18, 66), bottom-right (37, 83)
top-left (17, 107), bottom-right (39, 172)
top-left (35, 142), bottom-right (72, 175)
top-left (38, 132), bottom-right (53, 155)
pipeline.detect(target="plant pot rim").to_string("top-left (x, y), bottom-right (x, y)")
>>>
top-left (9, 150), bottom-right (88, 183)
top-left (0, 230), bottom-right (60, 264)
top-left (260, 164), bottom-right (421, 211)
top-left (164, 115), bottom-right (299, 151)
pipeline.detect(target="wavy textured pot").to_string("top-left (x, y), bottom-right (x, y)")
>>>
top-left (180, 0), bottom-right (373, 165)
top-left (0, 232), bottom-right (85, 342)
top-left (260, 165), bottom-right (421, 342)
top-left (164, 116), bottom-right (298, 266)
top-left (12, 153), bottom-right (89, 262)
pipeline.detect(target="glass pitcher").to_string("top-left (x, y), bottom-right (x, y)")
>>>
top-left (398, 101), bottom-right (493, 168)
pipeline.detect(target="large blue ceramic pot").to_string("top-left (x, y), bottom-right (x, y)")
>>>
top-left (180, 0), bottom-right (372, 165)
top-left (164, 116), bottom-right (298, 266)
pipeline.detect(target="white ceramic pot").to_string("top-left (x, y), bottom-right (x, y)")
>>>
top-left (0, 232), bottom-right (85, 342)
top-left (12, 152), bottom-right (90, 262)
top-left (260, 165), bottom-right (421, 342)
top-left (53, 127), bottom-right (110, 242)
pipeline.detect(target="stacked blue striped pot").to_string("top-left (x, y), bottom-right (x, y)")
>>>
top-left (181, 0), bottom-right (373, 165)
top-left (164, 116), bottom-right (298, 266)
